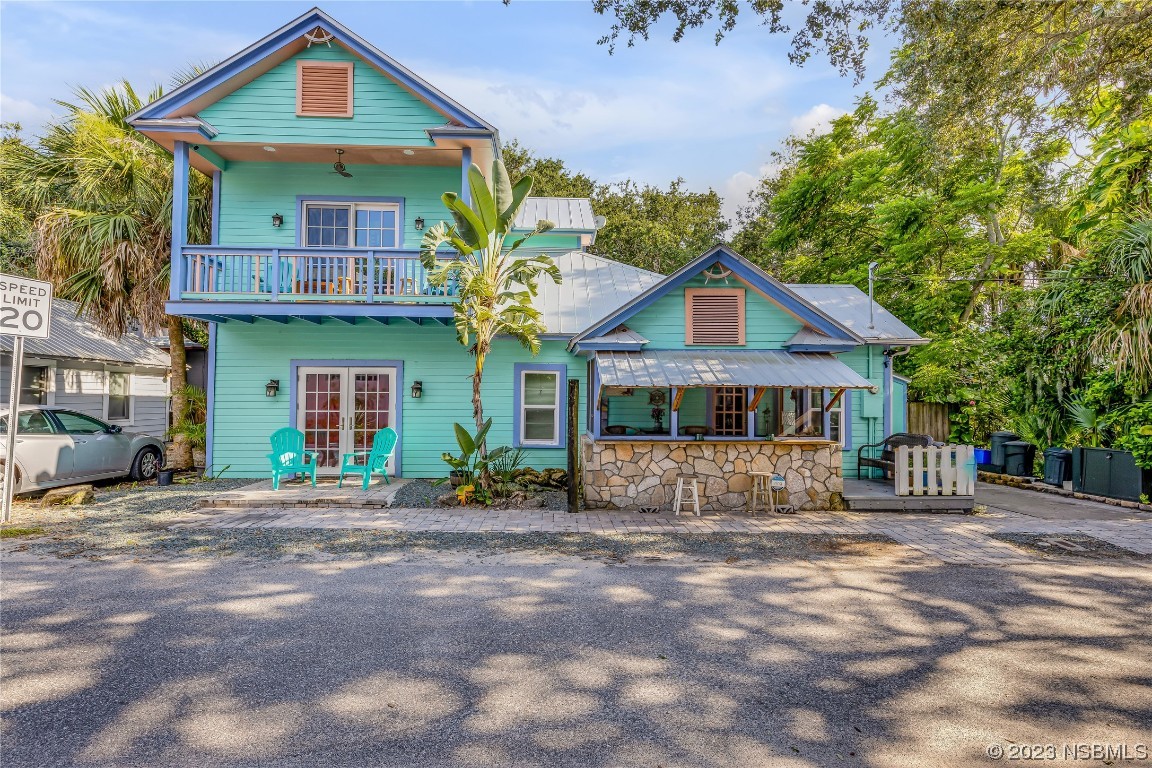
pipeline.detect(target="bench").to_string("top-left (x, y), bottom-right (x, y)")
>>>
top-left (857, 433), bottom-right (935, 480)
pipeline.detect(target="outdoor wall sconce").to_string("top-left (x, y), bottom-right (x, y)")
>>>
top-left (271, 213), bottom-right (284, 228)
top-left (414, 216), bottom-right (425, 231)
top-left (411, 381), bottom-right (423, 399)
top-left (266, 379), bottom-right (280, 397)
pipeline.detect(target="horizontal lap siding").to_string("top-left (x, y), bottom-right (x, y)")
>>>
top-left (198, 46), bottom-right (448, 145)
top-left (218, 162), bottom-right (457, 247)
top-left (212, 321), bottom-right (584, 478)
top-left (838, 348), bottom-right (884, 473)
top-left (626, 276), bottom-right (804, 349)
top-left (130, 370), bottom-right (169, 437)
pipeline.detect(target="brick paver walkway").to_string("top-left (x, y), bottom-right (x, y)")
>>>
top-left (171, 502), bottom-right (1152, 565)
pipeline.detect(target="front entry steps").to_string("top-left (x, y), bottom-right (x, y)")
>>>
top-left (204, 478), bottom-right (410, 509)
top-left (843, 478), bottom-right (975, 514)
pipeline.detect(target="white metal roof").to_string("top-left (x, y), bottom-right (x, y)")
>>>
top-left (0, 300), bottom-right (170, 367)
top-left (595, 350), bottom-right (876, 389)
top-left (535, 252), bottom-right (664, 335)
top-left (514, 198), bottom-right (598, 231)
top-left (787, 284), bottom-right (928, 344)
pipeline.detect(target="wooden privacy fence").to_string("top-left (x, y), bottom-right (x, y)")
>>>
top-left (894, 445), bottom-right (976, 496)
top-left (908, 402), bottom-right (952, 442)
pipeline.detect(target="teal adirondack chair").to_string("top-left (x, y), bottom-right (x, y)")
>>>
top-left (267, 427), bottom-right (319, 490)
top-left (338, 428), bottom-right (397, 489)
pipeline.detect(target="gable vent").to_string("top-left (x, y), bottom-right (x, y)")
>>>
top-left (686, 288), bottom-right (745, 345)
top-left (297, 61), bottom-right (354, 117)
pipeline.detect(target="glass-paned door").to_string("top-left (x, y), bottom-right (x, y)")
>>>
top-left (296, 366), bottom-right (398, 473)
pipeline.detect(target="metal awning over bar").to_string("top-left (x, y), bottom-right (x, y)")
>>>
top-left (595, 350), bottom-right (875, 390)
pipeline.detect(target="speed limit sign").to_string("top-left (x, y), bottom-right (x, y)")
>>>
top-left (2, 272), bottom-right (53, 523)
top-left (0, 274), bottom-right (53, 339)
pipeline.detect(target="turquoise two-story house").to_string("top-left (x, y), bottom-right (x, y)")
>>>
top-left (129, 9), bottom-right (925, 510)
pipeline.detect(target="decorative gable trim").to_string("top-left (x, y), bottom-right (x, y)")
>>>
top-left (297, 60), bottom-right (353, 117)
top-left (685, 288), bottom-right (745, 345)
top-left (568, 244), bottom-right (864, 351)
top-left (127, 9), bottom-right (494, 131)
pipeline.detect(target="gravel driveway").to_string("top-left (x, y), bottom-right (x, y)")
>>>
top-left (1, 478), bottom-right (902, 564)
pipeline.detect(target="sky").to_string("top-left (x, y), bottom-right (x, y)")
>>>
top-left (0, 1), bottom-right (894, 221)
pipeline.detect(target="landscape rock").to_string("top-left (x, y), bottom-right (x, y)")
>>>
top-left (40, 485), bottom-right (95, 507)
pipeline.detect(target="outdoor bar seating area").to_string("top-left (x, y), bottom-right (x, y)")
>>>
top-left (582, 350), bottom-right (875, 512)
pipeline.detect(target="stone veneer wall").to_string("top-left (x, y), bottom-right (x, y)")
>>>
top-left (582, 437), bottom-right (844, 512)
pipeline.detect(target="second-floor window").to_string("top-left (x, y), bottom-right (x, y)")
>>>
top-left (302, 202), bottom-right (400, 248)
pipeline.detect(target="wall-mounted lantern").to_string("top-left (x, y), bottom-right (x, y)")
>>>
top-left (410, 380), bottom-right (423, 399)
top-left (266, 379), bottom-right (280, 398)
top-left (271, 213), bottom-right (284, 228)
top-left (414, 216), bottom-right (425, 231)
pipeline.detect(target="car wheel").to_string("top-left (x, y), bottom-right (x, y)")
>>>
top-left (131, 447), bottom-right (162, 481)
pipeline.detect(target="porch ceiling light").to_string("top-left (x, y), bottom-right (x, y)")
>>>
top-left (411, 381), bottom-right (423, 399)
top-left (263, 146), bottom-right (276, 152)
top-left (271, 213), bottom-right (284, 228)
top-left (266, 379), bottom-right (280, 398)
top-left (403, 149), bottom-right (415, 156)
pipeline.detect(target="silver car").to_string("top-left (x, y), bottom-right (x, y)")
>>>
top-left (0, 406), bottom-right (166, 494)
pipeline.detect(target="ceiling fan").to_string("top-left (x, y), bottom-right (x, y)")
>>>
top-left (331, 148), bottom-right (352, 178)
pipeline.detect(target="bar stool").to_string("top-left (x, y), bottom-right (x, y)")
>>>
top-left (673, 473), bottom-right (701, 516)
top-left (749, 471), bottom-right (774, 515)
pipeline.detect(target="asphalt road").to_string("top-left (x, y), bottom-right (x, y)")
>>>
top-left (3, 550), bottom-right (1150, 768)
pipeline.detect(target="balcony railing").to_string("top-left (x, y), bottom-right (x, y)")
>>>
top-left (177, 246), bottom-right (459, 303)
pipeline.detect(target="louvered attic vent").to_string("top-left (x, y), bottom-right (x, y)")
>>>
top-left (686, 288), bottom-right (745, 345)
top-left (297, 61), bottom-right (354, 117)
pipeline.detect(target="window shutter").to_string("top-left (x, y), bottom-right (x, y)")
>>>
top-left (297, 61), bottom-right (354, 117)
top-left (686, 289), bottom-right (745, 345)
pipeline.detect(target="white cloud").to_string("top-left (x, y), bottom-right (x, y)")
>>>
top-left (417, 50), bottom-right (795, 156)
top-left (0, 93), bottom-right (58, 129)
top-left (722, 162), bottom-right (781, 223)
top-left (789, 103), bottom-right (848, 137)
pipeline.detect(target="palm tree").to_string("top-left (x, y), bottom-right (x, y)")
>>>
top-left (1096, 216), bottom-right (1152, 389)
top-left (1, 82), bottom-right (212, 469)
top-left (420, 158), bottom-right (559, 458)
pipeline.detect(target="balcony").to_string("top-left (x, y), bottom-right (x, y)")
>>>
top-left (177, 246), bottom-right (458, 303)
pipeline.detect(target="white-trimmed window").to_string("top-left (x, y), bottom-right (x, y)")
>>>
top-left (19, 361), bottom-right (55, 405)
top-left (827, 391), bottom-right (845, 446)
top-left (105, 370), bottom-right (132, 423)
top-left (302, 201), bottom-right (400, 248)
top-left (518, 369), bottom-right (562, 447)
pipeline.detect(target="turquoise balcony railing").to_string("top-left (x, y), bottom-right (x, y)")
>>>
top-left (177, 246), bottom-right (459, 303)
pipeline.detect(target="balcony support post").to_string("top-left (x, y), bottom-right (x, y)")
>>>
top-left (170, 140), bottom-right (190, 301)
top-left (366, 252), bottom-right (376, 302)
top-left (460, 146), bottom-right (472, 207)
top-left (270, 249), bottom-right (280, 301)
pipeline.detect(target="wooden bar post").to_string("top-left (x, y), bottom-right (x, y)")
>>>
top-left (567, 378), bottom-right (580, 514)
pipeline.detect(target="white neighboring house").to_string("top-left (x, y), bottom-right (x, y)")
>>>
top-left (0, 300), bottom-right (171, 437)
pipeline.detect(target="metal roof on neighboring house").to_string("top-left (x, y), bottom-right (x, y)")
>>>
top-left (595, 350), bottom-right (876, 390)
top-left (514, 198), bottom-right (599, 231)
top-left (534, 252), bottom-right (664, 335)
top-left (788, 284), bottom-right (928, 344)
top-left (0, 300), bottom-right (170, 367)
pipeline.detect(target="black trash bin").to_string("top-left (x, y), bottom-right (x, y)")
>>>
top-left (1003, 441), bottom-right (1036, 477)
top-left (989, 431), bottom-right (1020, 473)
top-left (1042, 448), bottom-right (1072, 487)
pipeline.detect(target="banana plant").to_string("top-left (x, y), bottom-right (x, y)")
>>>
top-left (421, 158), bottom-right (561, 479)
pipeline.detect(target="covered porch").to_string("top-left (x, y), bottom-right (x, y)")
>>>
top-left (583, 349), bottom-right (876, 511)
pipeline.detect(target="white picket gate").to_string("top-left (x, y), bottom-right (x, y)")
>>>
top-left (894, 445), bottom-right (976, 497)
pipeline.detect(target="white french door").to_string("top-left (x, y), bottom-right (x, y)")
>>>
top-left (296, 366), bottom-right (397, 473)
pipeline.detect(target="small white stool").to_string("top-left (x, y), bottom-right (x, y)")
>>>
top-left (673, 473), bottom-right (701, 516)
